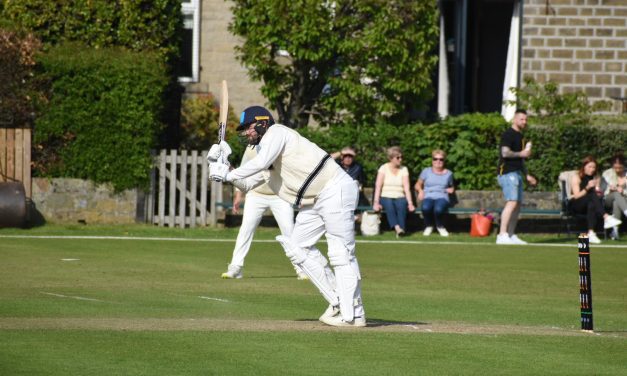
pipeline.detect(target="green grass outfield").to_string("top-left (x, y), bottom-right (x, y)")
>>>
top-left (0, 225), bottom-right (625, 375)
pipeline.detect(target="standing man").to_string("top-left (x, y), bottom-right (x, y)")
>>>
top-left (209, 106), bottom-right (366, 327)
top-left (496, 109), bottom-right (537, 245)
top-left (220, 146), bottom-right (308, 280)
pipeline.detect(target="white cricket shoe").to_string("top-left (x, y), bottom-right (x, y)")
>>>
top-left (436, 227), bottom-right (449, 237)
top-left (509, 234), bottom-right (528, 245)
top-left (423, 226), bottom-right (433, 236)
top-left (603, 215), bottom-right (622, 229)
top-left (319, 304), bottom-right (340, 322)
top-left (587, 231), bottom-right (601, 244)
top-left (320, 314), bottom-right (366, 327)
top-left (496, 233), bottom-right (515, 245)
top-left (221, 264), bottom-right (243, 279)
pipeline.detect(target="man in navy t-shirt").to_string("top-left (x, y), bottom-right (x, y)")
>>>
top-left (496, 109), bottom-right (537, 245)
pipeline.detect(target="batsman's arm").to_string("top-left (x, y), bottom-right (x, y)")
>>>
top-left (228, 128), bottom-right (287, 180)
top-left (230, 171), bottom-right (267, 193)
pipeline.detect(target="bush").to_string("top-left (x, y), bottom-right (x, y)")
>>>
top-left (0, 26), bottom-right (42, 128)
top-left (1, 0), bottom-right (182, 63)
top-left (34, 43), bottom-right (169, 191)
top-left (527, 122), bottom-right (627, 190)
top-left (300, 113), bottom-right (508, 190)
top-left (300, 113), bottom-right (627, 191)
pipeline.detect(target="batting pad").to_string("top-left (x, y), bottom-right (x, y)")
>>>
top-left (276, 236), bottom-right (338, 306)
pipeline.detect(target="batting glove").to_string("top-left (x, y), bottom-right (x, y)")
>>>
top-left (209, 162), bottom-right (231, 182)
top-left (207, 141), bottom-right (232, 163)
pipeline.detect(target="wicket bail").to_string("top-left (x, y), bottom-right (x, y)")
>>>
top-left (578, 234), bottom-right (593, 332)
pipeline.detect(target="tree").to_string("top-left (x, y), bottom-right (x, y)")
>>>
top-left (0, 26), bottom-right (41, 128)
top-left (230, 0), bottom-right (439, 128)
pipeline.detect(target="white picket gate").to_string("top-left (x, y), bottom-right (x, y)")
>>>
top-left (148, 149), bottom-right (224, 227)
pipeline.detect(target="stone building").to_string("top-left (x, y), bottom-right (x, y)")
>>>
top-left (521, 0), bottom-right (627, 112)
top-left (177, 0), bottom-right (627, 122)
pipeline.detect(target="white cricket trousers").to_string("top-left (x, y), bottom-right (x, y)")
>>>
top-left (291, 173), bottom-right (365, 320)
top-left (229, 193), bottom-right (294, 267)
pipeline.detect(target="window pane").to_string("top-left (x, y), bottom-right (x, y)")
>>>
top-left (177, 21), bottom-right (193, 78)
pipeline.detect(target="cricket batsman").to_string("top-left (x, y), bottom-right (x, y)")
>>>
top-left (208, 106), bottom-right (366, 327)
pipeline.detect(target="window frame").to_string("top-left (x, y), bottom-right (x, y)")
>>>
top-left (179, 0), bottom-right (200, 83)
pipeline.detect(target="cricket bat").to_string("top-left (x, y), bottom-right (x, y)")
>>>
top-left (217, 80), bottom-right (228, 164)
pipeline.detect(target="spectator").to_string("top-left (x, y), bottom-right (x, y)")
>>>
top-left (414, 149), bottom-right (455, 237)
top-left (569, 155), bottom-right (622, 244)
top-left (331, 146), bottom-right (369, 213)
top-left (496, 109), bottom-right (537, 245)
top-left (331, 147), bottom-right (366, 189)
top-left (602, 154), bottom-right (627, 240)
top-left (373, 146), bottom-right (415, 237)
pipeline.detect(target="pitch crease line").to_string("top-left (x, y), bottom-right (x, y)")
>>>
top-left (2, 235), bottom-right (626, 248)
top-left (199, 296), bottom-right (230, 303)
top-left (40, 292), bottom-right (104, 302)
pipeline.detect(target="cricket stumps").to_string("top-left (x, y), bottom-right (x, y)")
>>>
top-left (578, 234), bottom-right (593, 332)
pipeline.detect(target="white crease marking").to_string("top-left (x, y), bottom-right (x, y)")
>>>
top-left (1, 235), bottom-right (625, 248)
top-left (40, 292), bottom-right (103, 302)
top-left (198, 296), bottom-right (230, 303)
top-left (61, 258), bottom-right (80, 261)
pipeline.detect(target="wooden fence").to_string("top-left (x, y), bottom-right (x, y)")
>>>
top-left (0, 128), bottom-right (32, 198)
top-left (148, 149), bottom-right (224, 228)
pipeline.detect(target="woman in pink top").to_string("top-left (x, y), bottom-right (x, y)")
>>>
top-left (373, 146), bottom-right (415, 237)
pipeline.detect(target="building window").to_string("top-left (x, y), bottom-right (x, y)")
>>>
top-left (178, 0), bottom-right (200, 83)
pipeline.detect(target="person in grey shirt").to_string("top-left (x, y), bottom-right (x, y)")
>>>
top-left (414, 149), bottom-right (455, 237)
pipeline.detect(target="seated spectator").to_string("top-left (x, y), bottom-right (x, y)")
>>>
top-left (331, 146), bottom-right (366, 189)
top-left (373, 146), bottom-right (415, 237)
top-left (414, 149), bottom-right (455, 237)
top-left (602, 154), bottom-right (627, 240)
top-left (331, 146), bottom-right (369, 218)
top-left (569, 155), bottom-right (622, 244)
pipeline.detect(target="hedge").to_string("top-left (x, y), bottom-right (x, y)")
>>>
top-left (299, 113), bottom-right (627, 191)
top-left (34, 43), bottom-right (169, 191)
top-left (1, 0), bottom-right (181, 63)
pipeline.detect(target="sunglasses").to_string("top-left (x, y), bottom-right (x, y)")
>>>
top-left (433, 157), bottom-right (445, 161)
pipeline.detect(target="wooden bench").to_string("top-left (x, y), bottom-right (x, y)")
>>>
top-left (217, 202), bottom-right (561, 217)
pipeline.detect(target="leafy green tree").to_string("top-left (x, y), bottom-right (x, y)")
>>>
top-left (230, 0), bottom-right (439, 128)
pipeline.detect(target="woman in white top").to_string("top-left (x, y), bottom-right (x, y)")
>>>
top-left (373, 146), bottom-right (415, 237)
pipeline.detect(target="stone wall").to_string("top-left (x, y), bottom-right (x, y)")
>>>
top-left (522, 0), bottom-right (627, 112)
top-left (27, 178), bottom-right (561, 226)
top-left (31, 178), bottom-right (140, 224)
top-left (183, 0), bottom-right (267, 117)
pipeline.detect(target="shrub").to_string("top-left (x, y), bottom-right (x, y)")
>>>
top-left (506, 77), bottom-right (612, 117)
top-left (34, 43), bottom-right (169, 191)
top-left (0, 26), bottom-right (42, 128)
top-left (527, 122), bottom-right (627, 189)
top-left (1, 0), bottom-right (182, 63)
top-left (300, 113), bottom-right (626, 191)
top-left (300, 113), bottom-right (508, 190)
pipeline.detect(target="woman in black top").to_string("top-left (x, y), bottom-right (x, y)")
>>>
top-left (569, 155), bottom-right (622, 243)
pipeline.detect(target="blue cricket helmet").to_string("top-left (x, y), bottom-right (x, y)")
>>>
top-left (237, 106), bottom-right (275, 131)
